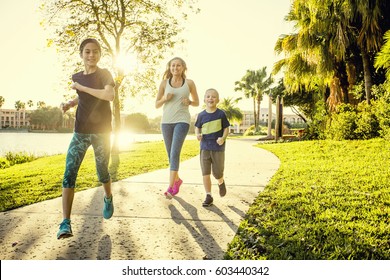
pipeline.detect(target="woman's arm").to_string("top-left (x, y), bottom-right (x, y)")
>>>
top-left (187, 79), bottom-right (199, 107)
top-left (72, 83), bottom-right (115, 101)
top-left (156, 80), bottom-right (173, 108)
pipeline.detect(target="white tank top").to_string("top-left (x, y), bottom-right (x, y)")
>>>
top-left (161, 79), bottom-right (191, 124)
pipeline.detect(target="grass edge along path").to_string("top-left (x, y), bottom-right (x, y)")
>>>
top-left (225, 138), bottom-right (390, 260)
top-left (0, 140), bottom-right (199, 212)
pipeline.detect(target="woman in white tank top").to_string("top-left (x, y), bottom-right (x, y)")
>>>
top-left (155, 57), bottom-right (199, 198)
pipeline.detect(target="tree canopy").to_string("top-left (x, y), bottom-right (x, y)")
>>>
top-left (41, 0), bottom-right (198, 130)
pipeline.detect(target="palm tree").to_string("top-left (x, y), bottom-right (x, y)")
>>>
top-left (351, 0), bottom-right (389, 104)
top-left (27, 100), bottom-right (34, 109)
top-left (218, 97), bottom-right (243, 124)
top-left (37, 101), bottom-right (46, 109)
top-left (0, 96), bottom-right (4, 129)
top-left (235, 70), bottom-right (257, 130)
top-left (375, 30), bottom-right (390, 92)
top-left (14, 100), bottom-right (26, 129)
top-left (276, 0), bottom-right (389, 109)
top-left (274, 0), bottom-right (353, 112)
top-left (375, 30), bottom-right (390, 79)
top-left (235, 68), bottom-right (272, 132)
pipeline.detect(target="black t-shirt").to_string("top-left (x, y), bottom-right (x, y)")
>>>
top-left (195, 108), bottom-right (230, 151)
top-left (72, 68), bottom-right (115, 133)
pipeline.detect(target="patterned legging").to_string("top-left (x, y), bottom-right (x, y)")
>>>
top-left (62, 132), bottom-right (111, 188)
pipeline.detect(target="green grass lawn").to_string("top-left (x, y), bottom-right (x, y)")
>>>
top-left (0, 140), bottom-right (199, 212)
top-left (226, 138), bottom-right (390, 260)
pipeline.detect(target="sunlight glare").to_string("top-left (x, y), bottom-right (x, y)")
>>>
top-left (114, 131), bottom-right (135, 151)
top-left (115, 52), bottom-right (139, 74)
top-left (111, 131), bottom-right (165, 151)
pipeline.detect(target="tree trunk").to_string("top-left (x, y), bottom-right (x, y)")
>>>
top-left (335, 62), bottom-right (350, 105)
top-left (275, 96), bottom-right (280, 141)
top-left (361, 50), bottom-right (373, 105)
top-left (256, 96), bottom-right (261, 133)
top-left (328, 67), bottom-right (349, 112)
top-left (110, 78), bottom-right (122, 181)
top-left (112, 88), bottom-right (121, 146)
top-left (291, 106), bottom-right (307, 123)
top-left (267, 95), bottom-right (272, 137)
top-left (252, 97), bottom-right (257, 131)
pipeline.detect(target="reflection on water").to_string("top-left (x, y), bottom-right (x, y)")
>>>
top-left (0, 132), bottom-right (168, 157)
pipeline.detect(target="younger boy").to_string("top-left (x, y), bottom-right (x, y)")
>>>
top-left (194, 88), bottom-right (230, 207)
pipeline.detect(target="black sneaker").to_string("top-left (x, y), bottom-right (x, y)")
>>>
top-left (202, 194), bottom-right (213, 207)
top-left (218, 181), bottom-right (226, 197)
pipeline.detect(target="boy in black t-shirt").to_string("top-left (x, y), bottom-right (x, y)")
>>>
top-left (194, 88), bottom-right (230, 207)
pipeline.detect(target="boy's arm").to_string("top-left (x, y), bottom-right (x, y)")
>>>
top-left (216, 127), bottom-right (229, 146)
top-left (222, 127), bottom-right (229, 140)
top-left (195, 127), bottom-right (202, 141)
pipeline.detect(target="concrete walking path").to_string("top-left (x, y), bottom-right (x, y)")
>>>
top-left (0, 138), bottom-right (280, 260)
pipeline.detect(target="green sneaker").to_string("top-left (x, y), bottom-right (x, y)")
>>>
top-left (103, 195), bottom-right (114, 219)
top-left (57, 219), bottom-right (73, 239)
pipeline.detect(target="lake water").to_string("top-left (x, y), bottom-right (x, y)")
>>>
top-left (0, 132), bottom-right (186, 157)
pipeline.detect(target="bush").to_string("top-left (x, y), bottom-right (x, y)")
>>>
top-left (371, 86), bottom-right (390, 139)
top-left (325, 104), bottom-right (357, 140)
top-left (354, 103), bottom-right (379, 139)
top-left (244, 125), bottom-right (267, 136)
top-left (5, 152), bottom-right (36, 166)
top-left (304, 98), bottom-right (328, 140)
top-left (0, 158), bottom-right (10, 169)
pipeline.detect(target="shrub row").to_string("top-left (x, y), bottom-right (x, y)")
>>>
top-left (0, 152), bottom-right (37, 169)
top-left (322, 87), bottom-right (390, 140)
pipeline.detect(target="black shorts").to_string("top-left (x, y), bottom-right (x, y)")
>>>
top-left (200, 150), bottom-right (225, 179)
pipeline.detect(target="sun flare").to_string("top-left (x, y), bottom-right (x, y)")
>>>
top-left (114, 53), bottom-right (139, 74)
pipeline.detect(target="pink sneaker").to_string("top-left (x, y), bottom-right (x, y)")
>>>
top-left (171, 179), bottom-right (183, 196)
top-left (164, 187), bottom-right (173, 199)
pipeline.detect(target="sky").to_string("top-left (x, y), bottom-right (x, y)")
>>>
top-left (0, 0), bottom-right (294, 117)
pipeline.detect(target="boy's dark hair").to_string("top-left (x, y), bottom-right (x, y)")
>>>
top-left (79, 38), bottom-right (101, 54)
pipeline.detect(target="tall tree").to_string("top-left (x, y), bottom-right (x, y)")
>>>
top-left (41, 0), bottom-right (198, 153)
top-left (350, 0), bottom-right (389, 104)
top-left (0, 96), bottom-right (4, 129)
top-left (37, 101), bottom-right (46, 109)
top-left (27, 100), bottom-right (34, 109)
top-left (14, 100), bottom-right (26, 129)
top-left (275, 0), bottom-right (389, 110)
top-left (274, 0), bottom-right (352, 111)
top-left (235, 68), bottom-right (272, 132)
